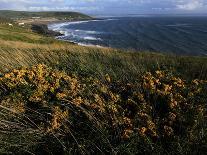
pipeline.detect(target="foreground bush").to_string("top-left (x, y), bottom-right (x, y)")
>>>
top-left (0, 64), bottom-right (206, 154)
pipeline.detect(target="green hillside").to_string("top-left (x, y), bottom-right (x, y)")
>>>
top-left (0, 10), bottom-right (92, 20)
top-left (0, 19), bottom-right (206, 155)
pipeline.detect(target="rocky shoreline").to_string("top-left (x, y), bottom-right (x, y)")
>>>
top-left (31, 24), bottom-right (63, 37)
top-left (30, 18), bottom-right (97, 37)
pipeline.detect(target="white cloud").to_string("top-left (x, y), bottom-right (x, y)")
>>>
top-left (0, 0), bottom-right (206, 14)
top-left (176, 0), bottom-right (204, 10)
top-left (49, 0), bottom-right (64, 2)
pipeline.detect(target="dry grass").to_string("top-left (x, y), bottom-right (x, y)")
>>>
top-left (0, 23), bottom-right (207, 154)
top-left (0, 65), bottom-right (206, 154)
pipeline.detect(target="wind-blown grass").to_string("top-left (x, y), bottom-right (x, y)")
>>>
top-left (0, 65), bottom-right (206, 154)
top-left (0, 22), bottom-right (206, 154)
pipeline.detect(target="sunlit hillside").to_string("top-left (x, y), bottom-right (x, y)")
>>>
top-left (0, 10), bottom-right (92, 20)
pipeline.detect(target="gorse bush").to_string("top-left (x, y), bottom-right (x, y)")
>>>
top-left (0, 64), bottom-right (206, 154)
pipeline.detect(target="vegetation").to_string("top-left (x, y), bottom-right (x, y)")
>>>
top-left (0, 16), bottom-right (13, 24)
top-left (0, 17), bottom-right (207, 154)
top-left (0, 10), bottom-right (92, 20)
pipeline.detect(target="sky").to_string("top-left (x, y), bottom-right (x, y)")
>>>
top-left (0, 0), bottom-right (207, 15)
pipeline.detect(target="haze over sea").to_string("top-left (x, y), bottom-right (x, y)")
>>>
top-left (49, 16), bottom-right (207, 56)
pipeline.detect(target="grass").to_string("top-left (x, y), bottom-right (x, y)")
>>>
top-left (0, 21), bottom-right (206, 154)
top-left (0, 16), bottom-right (13, 24)
top-left (0, 10), bottom-right (92, 20)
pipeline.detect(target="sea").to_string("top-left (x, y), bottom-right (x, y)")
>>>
top-left (48, 16), bottom-right (207, 56)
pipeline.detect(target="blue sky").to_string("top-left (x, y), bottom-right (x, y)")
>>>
top-left (0, 0), bottom-right (207, 15)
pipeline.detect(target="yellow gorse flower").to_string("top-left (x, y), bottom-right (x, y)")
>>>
top-left (0, 65), bottom-right (206, 145)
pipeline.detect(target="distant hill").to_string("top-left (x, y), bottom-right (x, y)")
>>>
top-left (0, 10), bottom-right (92, 20)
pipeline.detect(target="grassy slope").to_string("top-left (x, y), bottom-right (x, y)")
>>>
top-left (0, 16), bottom-right (13, 24)
top-left (0, 24), bottom-right (207, 81)
top-left (0, 10), bottom-right (92, 20)
top-left (0, 22), bottom-right (207, 154)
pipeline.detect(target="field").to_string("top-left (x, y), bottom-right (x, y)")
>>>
top-left (0, 10), bottom-right (92, 20)
top-left (0, 18), bottom-right (207, 154)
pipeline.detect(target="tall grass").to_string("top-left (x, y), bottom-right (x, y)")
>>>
top-left (0, 65), bottom-right (206, 154)
top-left (0, 45), bottom-right (207, 81)
top-left (0, 23), bottom-right (207, 154)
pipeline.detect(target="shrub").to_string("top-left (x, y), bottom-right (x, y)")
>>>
top-left (0, 65), bottom-right (206, 154)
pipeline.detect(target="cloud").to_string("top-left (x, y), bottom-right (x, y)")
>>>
top-left (177, 0), bottom-right (203, 10)
top-left (50, 0), bottom-right (64, 2)
top-left (0, 0), bottom-right (206, 14)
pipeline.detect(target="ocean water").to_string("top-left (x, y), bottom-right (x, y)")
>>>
top-left (48, 16), bottom-right (207, 55)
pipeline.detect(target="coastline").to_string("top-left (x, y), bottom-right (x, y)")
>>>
top-left (46, 19), bottom-right (109, 49)
top-left (28, 19), bottom-right (88, 37)
top-left (46, 17), bottom-right (207, 56)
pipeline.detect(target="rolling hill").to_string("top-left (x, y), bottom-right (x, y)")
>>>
top-left (0, 10), bottom-right (92, 20)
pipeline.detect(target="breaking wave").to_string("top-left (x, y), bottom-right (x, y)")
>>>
top-left (48, 17), bottom-right (207, 55)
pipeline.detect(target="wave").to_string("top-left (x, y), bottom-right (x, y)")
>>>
top-left (48, 19), bottom-right (108, 46)
top-left (54, 30), bottom-right (103, 44)
top-left (48, 18), bottom-right (118, 31)
top-left (165, 23), bottom-right (192, 27)
top-left (48, 17), bottom-right (207, 55)
top-left (55, 29), bottom-right (102, 41)
top-left (83, 36), bottom-right (102, 41)
top-left (74, 29), bottom-right (101, 34)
